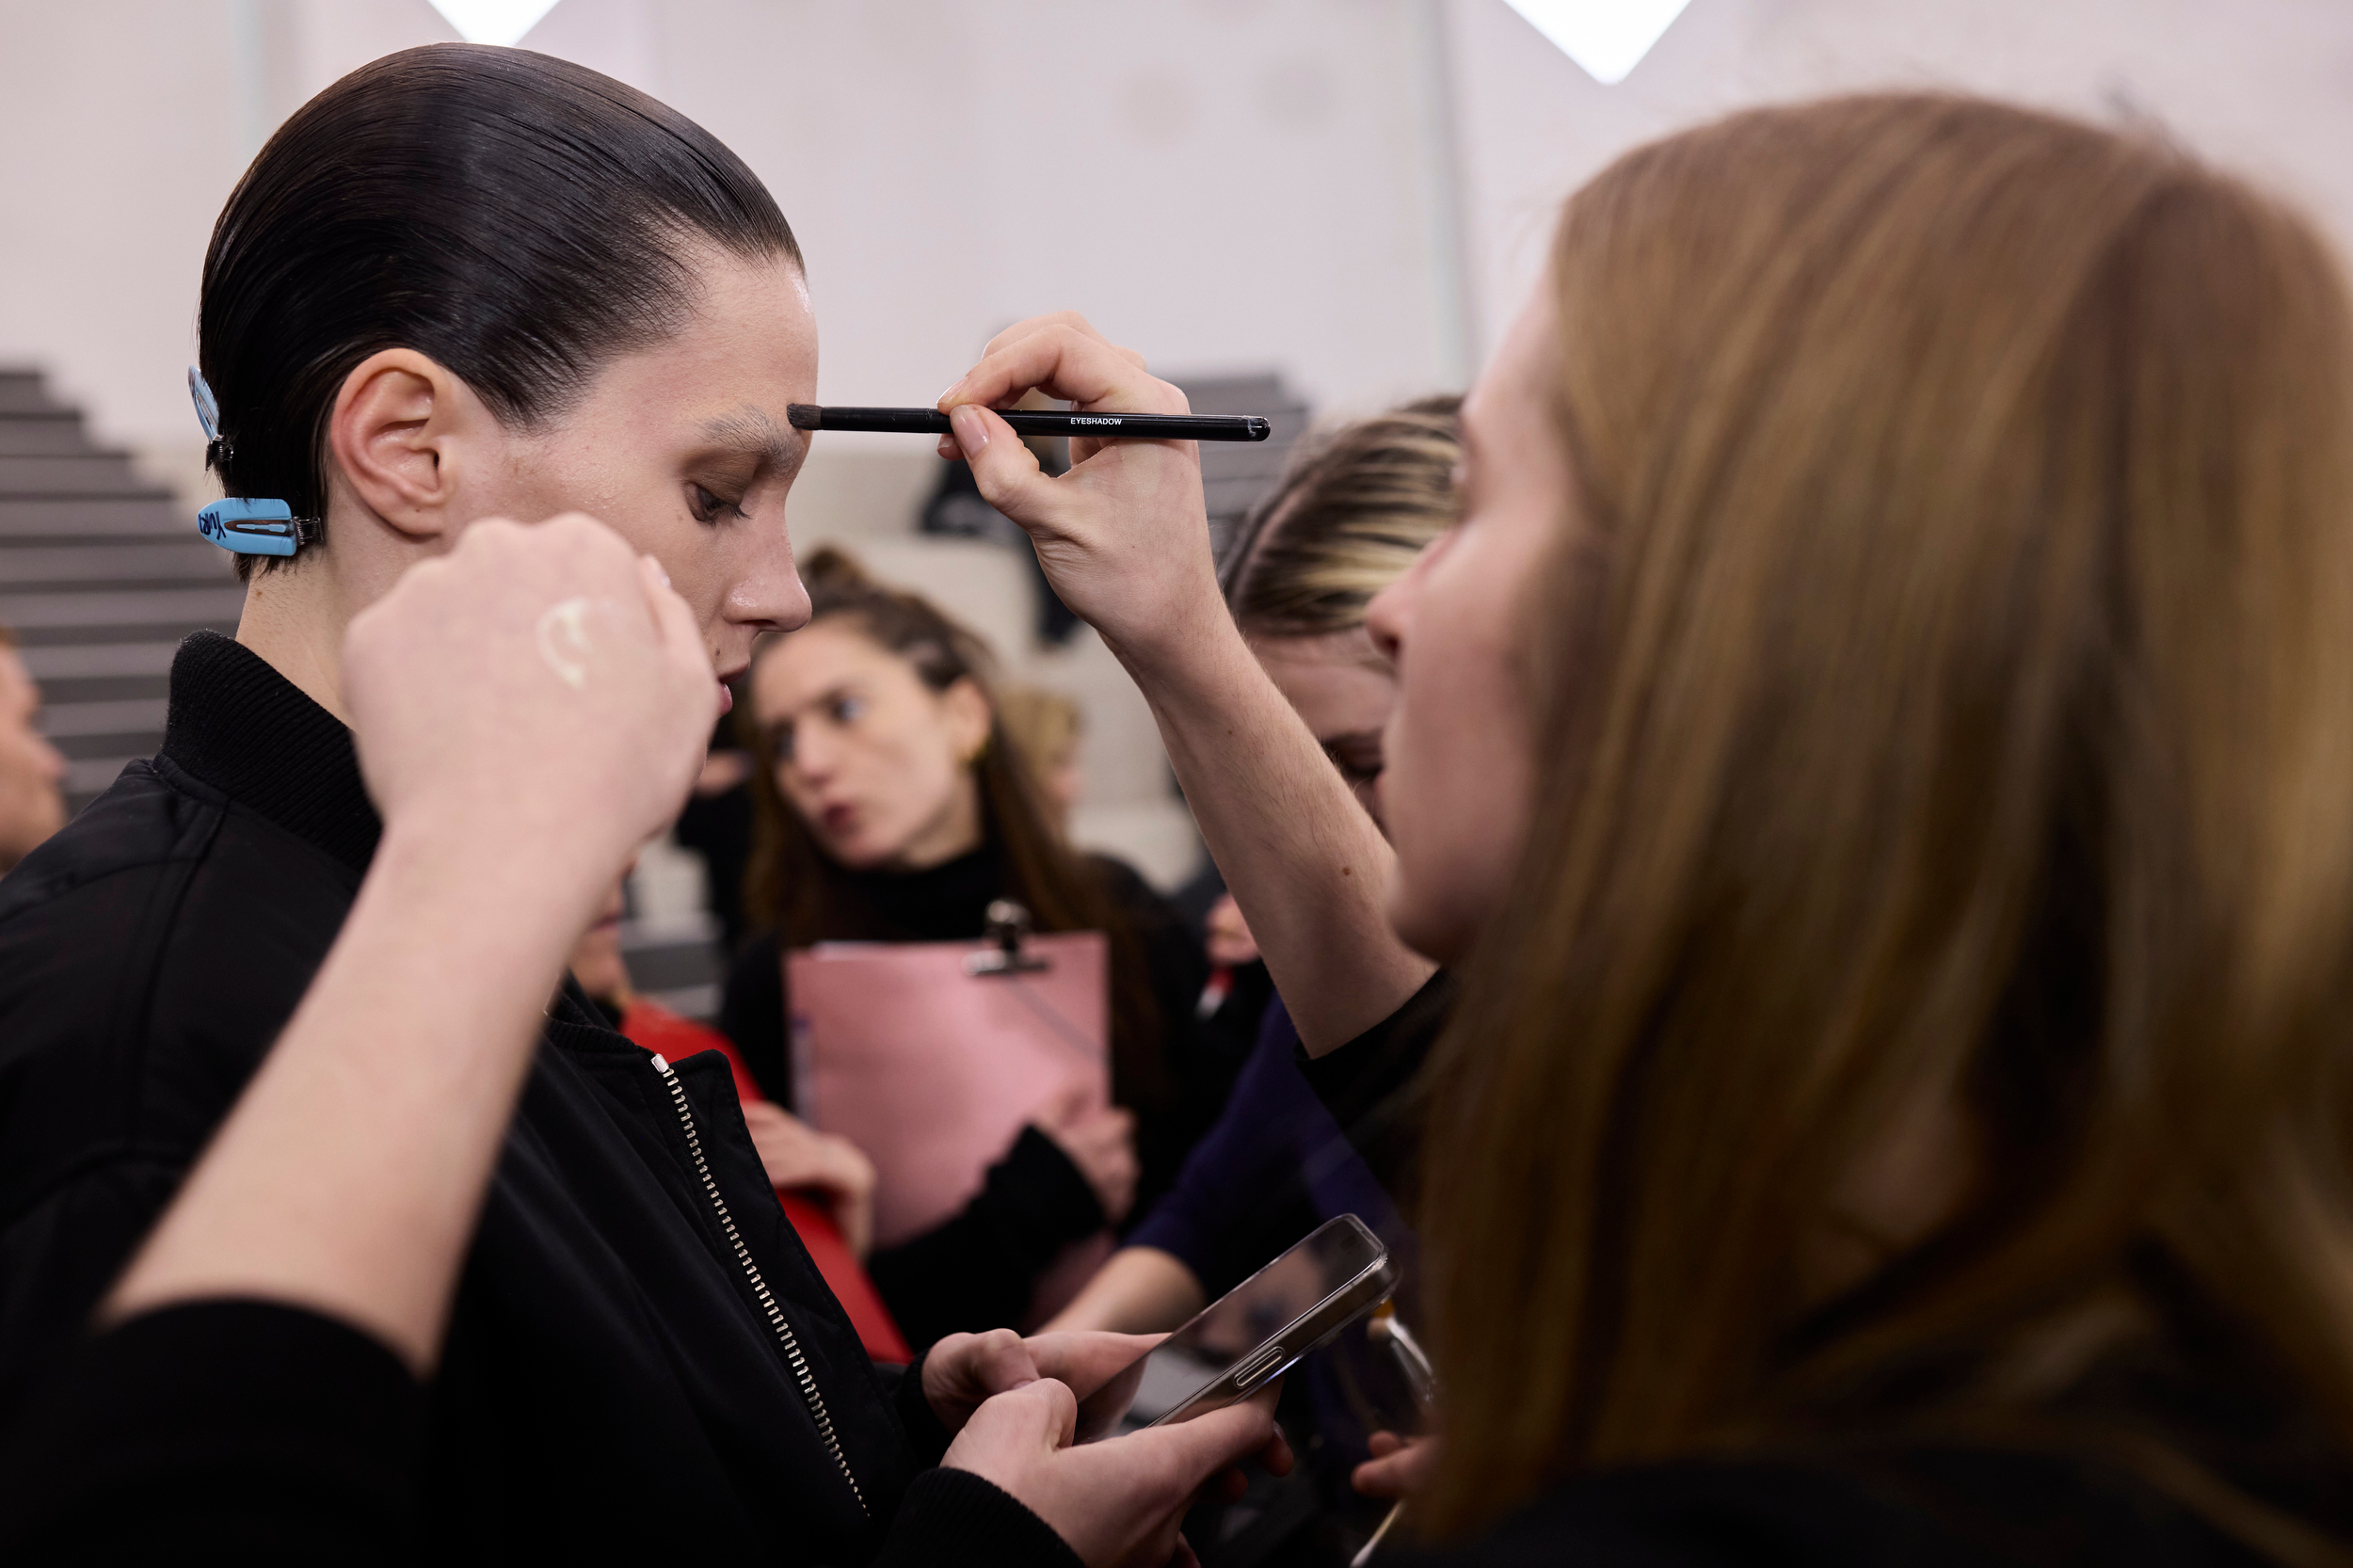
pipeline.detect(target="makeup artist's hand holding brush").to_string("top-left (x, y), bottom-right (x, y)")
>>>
top-left (940, 316), bottom-right (1434, 1057)
top-left (936, 313), bottom-right (1224, 673)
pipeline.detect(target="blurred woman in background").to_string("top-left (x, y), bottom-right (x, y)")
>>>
top-left (997, 684), bottom-right (1085, 834)
top-left (722, 547), bottom-right (1222, 1347)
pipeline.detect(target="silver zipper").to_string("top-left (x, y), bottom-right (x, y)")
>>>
top-left (649, 1052), bottom-right (870, 1517)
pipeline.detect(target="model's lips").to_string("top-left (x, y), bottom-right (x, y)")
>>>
top-left (715, 681), bottom-right (735, 716)
top-left (819, 803), bottom-right (858, 838)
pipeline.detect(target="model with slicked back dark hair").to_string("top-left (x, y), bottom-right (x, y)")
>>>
top-left (199, 43), bottom-right (800, 580)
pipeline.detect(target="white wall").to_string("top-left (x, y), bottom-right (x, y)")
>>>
top-left (0, 0), bottom-right (1460, 456)
top-left (10, 0), bottom-right (2351, 470)
top-left (1444, 0), bottom-right (2353, 365)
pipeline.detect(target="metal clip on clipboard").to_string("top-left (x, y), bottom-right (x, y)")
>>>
top-left (963, 900), bottom-right (1053, 976)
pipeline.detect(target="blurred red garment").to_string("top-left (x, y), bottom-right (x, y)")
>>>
top-left (615, 999), bottom-right (914, 1363)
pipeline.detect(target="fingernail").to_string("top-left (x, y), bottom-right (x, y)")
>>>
top-left (951, 404), bottom-right (988, 452)
top-left (936, 378), bottom-right (965, 408)
top-left (645, 555), bottom-right (671, 589)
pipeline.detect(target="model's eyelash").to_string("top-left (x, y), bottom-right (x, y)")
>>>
top-left (688, 483), bottom-right (749, 524)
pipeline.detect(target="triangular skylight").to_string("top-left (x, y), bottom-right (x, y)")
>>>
top-left (425, 0), bottom-right (564, 48)
top-left (1500, 0), bottom-right (1693, 86)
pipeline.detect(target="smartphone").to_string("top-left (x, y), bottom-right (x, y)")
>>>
top-left (1077, 1214), bottom-right (1397, 1440)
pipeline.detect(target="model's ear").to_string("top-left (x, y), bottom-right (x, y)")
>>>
top-left (326, 349), bottom-right (485, 543)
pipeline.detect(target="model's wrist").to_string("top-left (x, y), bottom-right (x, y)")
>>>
top-left (370, 810), bottom-right (618, 947)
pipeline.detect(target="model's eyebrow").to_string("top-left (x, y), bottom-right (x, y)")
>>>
top-left (696, 407), bottom-right (803, 472)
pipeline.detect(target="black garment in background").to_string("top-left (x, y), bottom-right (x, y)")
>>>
top-left (675, 769), bottom-right (756, 952)
top-left (0, 1301), bottom-right (1077, 1568)
top-left (1172, 855), bottom-right (1230, 936)
top-left (1304, 980), bottom-right (2353, 1563)
top-left (0, 632), bottom-right (1067, 1563)
top-left (720, 843), bottom-right (1225, 1346)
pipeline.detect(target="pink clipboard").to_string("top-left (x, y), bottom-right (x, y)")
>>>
top-left (789, 932), bottom-right (1110, 1254)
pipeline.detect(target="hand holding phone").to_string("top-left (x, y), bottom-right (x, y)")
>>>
top-left (942, 1378), bottom-right (1284, 1568)
top-left (1074, 1215), bottom-right (1398, 1441)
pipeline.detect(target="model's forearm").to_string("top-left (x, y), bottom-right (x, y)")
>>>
top-left (105, 824), bottom-right (592, 1372)
top-left (1117, 620), bottom-right (1435, 1054)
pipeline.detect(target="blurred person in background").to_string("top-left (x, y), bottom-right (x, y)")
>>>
top-left (943, 95), bottom-right (2353, 1562)
top-left (0, 627), bottom-right (68, 873)
top-left (723, 546), bottom-right (1230, 1348)
top-left (674, 713), bottom-right (760, 951)
top-left (1047, 400), bottom-right (1458, 1561)
top-left (997, 683), bottom-right (1085, 833)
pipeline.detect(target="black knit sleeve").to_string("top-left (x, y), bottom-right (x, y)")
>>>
top-left (1294, 968), bottom-right (1458, 1202)
top-left (872, 1468), bottom-right (1083, 1568)
top-left (0, 1300), bottom-right (423, 1564)
top-left (864, 1127), bottom-right (1106, 1348)
top-left (1088, 855), bottom-right (1234, 1215)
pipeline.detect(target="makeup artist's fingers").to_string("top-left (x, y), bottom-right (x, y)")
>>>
top-left (941, 312), bottom-right (1225, 669)
top-left (951, 408), bottom-right (1053, 520)
top-left (944, 322), bottom-right (1186, 423)
top-left (980, 312), bottom-right (1152, 378)
top-left (979, 311), bottom-right (1109, 362)
top-left (952, 323), bottom-right (1184, 471)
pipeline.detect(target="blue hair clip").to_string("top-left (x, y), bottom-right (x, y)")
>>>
top-left (188, 366), bottom-right (320, 557)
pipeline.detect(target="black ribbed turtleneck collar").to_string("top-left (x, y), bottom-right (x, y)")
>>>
top-left (835, 840), bottom-right (1008, 943)
top-left (160, 631), bottom-right (382, 874)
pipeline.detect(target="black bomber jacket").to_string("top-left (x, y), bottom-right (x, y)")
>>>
top-left (0, 632), bottom-right (1077, 1566)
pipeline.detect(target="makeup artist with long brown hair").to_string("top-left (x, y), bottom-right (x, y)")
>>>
top-left (721, 547), bottom-right (1225, 1348)
top-left (936, 96), bottom-right (2353, 1561)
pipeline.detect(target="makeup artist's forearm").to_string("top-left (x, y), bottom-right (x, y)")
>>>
top-left (105, 824), bottom-right (592, 1372)
top-left (1119, 620), bottom-right (1434, 1055)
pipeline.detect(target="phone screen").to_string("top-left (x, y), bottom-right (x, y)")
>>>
top-left (1077, 1215), bottom-right (1393, 1439)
